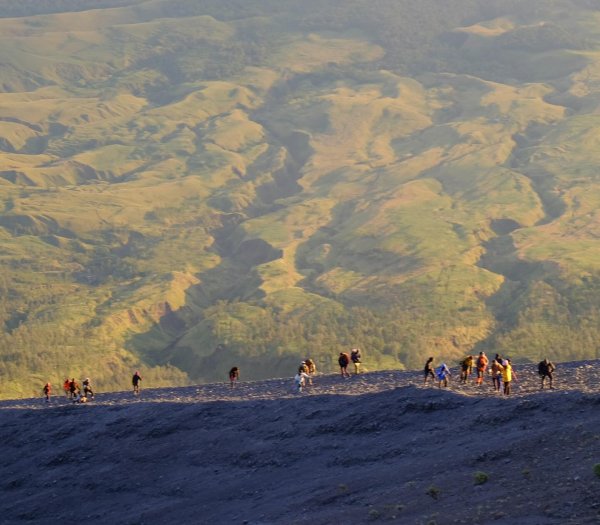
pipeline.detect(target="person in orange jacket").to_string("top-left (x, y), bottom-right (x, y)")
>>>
top-left (475, 352), bottom-right (489, 386)
top-left (338, 352), bottom-right (350, 378)
top-left (63, 378), bottom-right (71, 398)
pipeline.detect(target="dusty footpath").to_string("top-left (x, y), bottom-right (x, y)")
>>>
top-left (0, 360), bottom-right (599, 524)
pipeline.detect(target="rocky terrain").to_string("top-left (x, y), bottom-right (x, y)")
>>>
top-left (0, 360), bottom-right (599, 524)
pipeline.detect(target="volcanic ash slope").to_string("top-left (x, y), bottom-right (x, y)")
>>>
top-left (1, 362), bottom-right (600, 524)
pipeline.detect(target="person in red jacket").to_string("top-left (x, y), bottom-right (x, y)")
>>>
top-left (63, 378), bottom-right (70, 398)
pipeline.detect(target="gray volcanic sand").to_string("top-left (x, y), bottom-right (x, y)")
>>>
top-left (0, 361), bottom-right (599, 524)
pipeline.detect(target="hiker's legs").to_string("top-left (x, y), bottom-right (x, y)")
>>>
top-left (354, 363), bottom-right (360, 375)
top-left (425, 370), bottom-right (435, 385)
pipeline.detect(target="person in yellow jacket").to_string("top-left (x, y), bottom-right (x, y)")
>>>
top-left (501, 359), bottom-right (517, 395)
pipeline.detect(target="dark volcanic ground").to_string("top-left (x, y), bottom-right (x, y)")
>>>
top-left (0, 361), bottom-right (599, 524)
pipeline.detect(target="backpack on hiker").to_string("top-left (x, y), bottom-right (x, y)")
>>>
top-left (338, 353), bottom-right (349, 367)
top-left (538, 361), bottom-right (546, 376)
top-left (539, 360), bottom-right (555, 375)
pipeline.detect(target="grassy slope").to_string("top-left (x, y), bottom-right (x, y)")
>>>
top-left (1, 0), bottom-right (600, 397)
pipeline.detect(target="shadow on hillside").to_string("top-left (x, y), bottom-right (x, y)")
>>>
top-left (124, 122), bottom-right (314, 383)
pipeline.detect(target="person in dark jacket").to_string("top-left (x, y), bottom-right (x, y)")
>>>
top-left (423, 357), bottom-right (435, 385)
top-left (229, 367), bottom-right (240, 388)
top-left (350, 348), bottom-right (362, 375)
top-left (132, 371), bottom-right (142, 394)
top-left (538, 358), bottom-right (556, 389)
top-left (338, 352), bottom-right (350, 378)
top-left (42, 382), bottom-right (51, 402)
top-left (82, 378), bottom-right (95, 399)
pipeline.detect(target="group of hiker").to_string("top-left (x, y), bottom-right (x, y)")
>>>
top-left (293, 358), bottom-right (318, 392)
top-left (42, 371), bottom-right (143, 402)
top-left (424, 352), bottom-right (556, 395)
top-left (41, 377), bottom-right (97, 403)
top-left (338, 348), bottom-right (362, 377)
top-left (229, 349), bottom-right (363, 394)
top-left (293, 349), bottom-right (362, 392)
top-left (43, 349), bottom-right (557, 401)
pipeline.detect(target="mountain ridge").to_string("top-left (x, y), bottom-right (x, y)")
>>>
top-left (1, 359), bottom-right (599, 524)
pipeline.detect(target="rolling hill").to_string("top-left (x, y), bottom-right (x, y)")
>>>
top-left (1, 0), bottom-right (600, 397)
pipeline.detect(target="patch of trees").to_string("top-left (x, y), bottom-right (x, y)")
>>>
top-left (497, 22), bottom-right (585, 52)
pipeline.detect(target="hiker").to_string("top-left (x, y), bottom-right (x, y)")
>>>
top-left (132, 371), bottom-right (142, 394)
top-left (68, 378), bottom-right (79, 398)
top-left (63, 378), bottom-right (71, 398)
top-left (82, 378), bottom-right (95, 399)
top-left (459, 355), bottom-right (474, 384)
top-left (294, 370), bottom-right (311, 393)
top-left (423, 357), bottom-right (435, 385)
top-left (538, 359), bottom-right (556, 389)
top-left (338, 352), bottom-right (350, 378)
top-left (475, 352), bottom-right (489, 386)
top-left (436, 363), bottom-right (451, 388)
top-left (73, 392), bottom-right (88, 404)
top-left (299, 361), bottom-right (313, 385)
top-left (305, 358), bottom-right (316, 375)
top-left (350, 348), bottom-right (362, 375)
top-left (491, 357), bottom-right (503, 392)
top-left (42, 382), bottom-right (51, 402)
top-left (501, 359), bottom-right (516, 395)
top-left (229, 367), bottom-right (240, 388)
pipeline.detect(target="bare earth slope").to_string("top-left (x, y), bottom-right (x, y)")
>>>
top-left (0, 361), bottom-right (599, 524)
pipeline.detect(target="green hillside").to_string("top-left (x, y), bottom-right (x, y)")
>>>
top-left (1, 0), bottom-right (600, 397)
